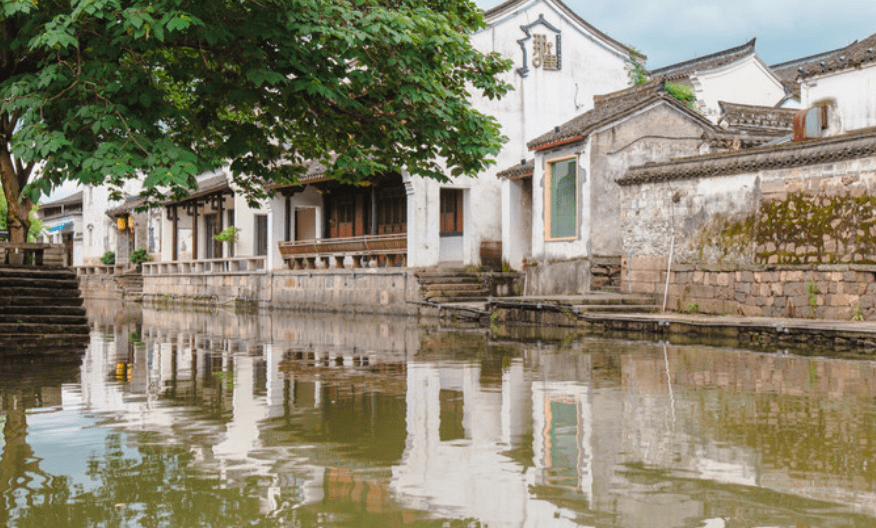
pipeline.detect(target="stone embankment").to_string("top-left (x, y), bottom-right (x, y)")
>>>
top-left (0, 266), bottom-right (90, 355)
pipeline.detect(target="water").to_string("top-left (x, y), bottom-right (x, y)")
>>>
top-left (2, 300), bottom-right (876, 527)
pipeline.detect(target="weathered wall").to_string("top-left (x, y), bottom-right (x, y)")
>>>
top-left (524, 257), bottom-right (590, 296)
top-left (589, 103), bottom-right (711, 256)
top-left (623, 155), bottom-right (876, 265)
top-left (621, 135), bottom-right (876, 319)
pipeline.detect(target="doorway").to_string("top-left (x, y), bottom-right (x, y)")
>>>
top-left (439, 188), bottom-right (464, 263)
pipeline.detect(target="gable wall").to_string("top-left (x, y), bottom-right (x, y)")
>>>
top-left (691, 56), bottom-right (786, 121)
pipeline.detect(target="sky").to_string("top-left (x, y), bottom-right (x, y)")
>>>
top-left (474, 0), bottom-right (876, 69)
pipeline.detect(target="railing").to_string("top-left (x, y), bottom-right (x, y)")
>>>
top-left (0, 243), bottom-right (64, 267)
top-left (76, 263), bottom-right (140, 276)
top-left (76, 264), bottom-right (116, 276)
top-left (278, 233), bottom-right (407, 269)
top-left (142, 256), bottom-right (267, 276)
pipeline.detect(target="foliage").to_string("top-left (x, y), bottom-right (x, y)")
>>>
top-left (807, 282), bottom-right (818, 315)
top-left (0, 190), bottom-right (43, 240)
top-left (213, 226), bottom-right (239, 244)
top-left (626, 47), bottom-right (648, 85)
top-left (130, 247), bottom-right (151, 265)
top-left (687, 302), bottom-right (700, 314)
top-left (665, 82), bottom-right (697, 110)
top-left (100, 251), bottom-right (115, 266)
top-left (0, 0), bottom-right (513, 241)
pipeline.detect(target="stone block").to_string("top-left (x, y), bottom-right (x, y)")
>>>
top-left (716, 273), bottom-right (731, 286)
top-left (629, 270), bottom-right (662, 284)
top-left (739, 304), bottom-right (764, 317)
top-left (735, 282), bottom-right (751, 295)
top-left (770, 282), bottom-right (784, 296)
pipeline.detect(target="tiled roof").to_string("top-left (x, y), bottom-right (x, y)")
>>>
top-left (717, 101), bottom-right (796, 135)
top-left (701, 129), bottom-right (789, 150)
top-left (527, 81), bottom-right (714, 151)
top-left (797, 33), bottom-right (876, 79)
top-left (163, 173), bottom-right (230, 204)
top-left (482, 0), bottom-right (642, 59)
top-left (649, 38), bottom-right (756, 81)
top-left (619, 127), bottom-right (876, 186)
top-left (38, 191), bottom-right (82, 210)
top-left (770, 43), bottom-right (856, 99)
top-left (771, 43), bottom-right (854, 81)
top-left (106, 196), bottom-right (148, 218)
top-left (496, 159), bottom-right (534, 180)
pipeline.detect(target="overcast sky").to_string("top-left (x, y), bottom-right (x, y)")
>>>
top-left (474, 0), bottom-right (875, 68)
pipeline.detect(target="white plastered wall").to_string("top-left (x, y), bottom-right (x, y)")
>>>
top-left (691, 54), bottom-right (787, 122)
top-left (802, 62), bottom-right (876, 133)
top-left (417, 0), bottom-right (632, 269)
top-left (531, 139), bottom-right (591, 261)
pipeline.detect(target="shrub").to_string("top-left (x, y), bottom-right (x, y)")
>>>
top-left (130, 248), bottom-right (152, 265)
top-left (100, 251), bottom-right (115, 265)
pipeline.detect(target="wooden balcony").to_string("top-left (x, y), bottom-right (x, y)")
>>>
top-left (278, 233), bottom-right (407, 269)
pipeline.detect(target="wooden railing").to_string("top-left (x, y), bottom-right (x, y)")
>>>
top-left (0, 243), bottom-right (64, 267)
top-left (142, 256), bottom-right (267, 276)
top-left (278, 233), bottom-right (407, 269)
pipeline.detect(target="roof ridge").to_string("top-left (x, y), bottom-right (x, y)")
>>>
top-left (649, 38), bottom-right (756, 77)
top-left (620, 127), bottom-right (876, 186)
top-left (770, 42), bottom-right (856, 71)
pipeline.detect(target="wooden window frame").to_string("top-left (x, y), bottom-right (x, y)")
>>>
top-left (439, 188), bottom-right (464, 237)
top-left (544, 155), bottom-right (579, 241)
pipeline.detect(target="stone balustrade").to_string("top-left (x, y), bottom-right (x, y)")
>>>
top-left (142, 256), bottom-right (267, 276)
top-left (278, 233), bottom-right (407, 270)
top-left (0, 242), bottom-right (64, 267)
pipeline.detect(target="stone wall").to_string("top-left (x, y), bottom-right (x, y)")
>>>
top-left (620, 131), bottom-right (876, 319)
top-left (624, 253), bottom-right (876, 320)
top-left (141, 269), bottom-right (422, 315)
top-left (524, 257), bottom-right (590, 296)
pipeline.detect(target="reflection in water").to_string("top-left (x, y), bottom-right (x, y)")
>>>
top-left (1, 300), bottom-right (876, 527)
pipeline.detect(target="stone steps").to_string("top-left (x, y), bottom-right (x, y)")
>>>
top-left (0, 295), bottom-right (84, 307)
top-left (0, 265), bottom-right (91, 348)
top-left (417, 269), bottom-right (489, 303)
top-left (0, 277), bottom-right (80, 289)
top-left (0, 268), bottom-right (77, 280)
top-left (0, 322), bottom-right (90, 335)
top-left (0, 314), bottom-right (89, 325)
top-left (0, 305), bottom-right (87, 316)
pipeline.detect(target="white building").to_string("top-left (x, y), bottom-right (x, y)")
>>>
top-left (649, 38), bottom-right (788, 121)
top-left (152, 0), bottom-right (638, 275)
top-left (798, 32), bottom-right (876, 133)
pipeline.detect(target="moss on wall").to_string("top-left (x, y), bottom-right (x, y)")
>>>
top-left (691, 191), bottom-right (876, 265)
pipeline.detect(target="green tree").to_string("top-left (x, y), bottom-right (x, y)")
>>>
top-left (0, 188), bottom-right (41, 241)
top-left (0, 0), bottom-right (512, 243)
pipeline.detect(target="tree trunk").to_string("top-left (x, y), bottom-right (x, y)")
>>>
top-left (0, 148), bottom-right (32, 244)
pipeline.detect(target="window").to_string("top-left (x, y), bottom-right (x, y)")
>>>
top-left (440, 188), bottom-right (463, 236)
top-left (255, 215), bottom-right (268, 256)
top-left (545, 157), bottom-right (577, 240)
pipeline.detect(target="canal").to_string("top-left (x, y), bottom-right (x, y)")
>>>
top-left (2, 300), bottom-right (876, 527)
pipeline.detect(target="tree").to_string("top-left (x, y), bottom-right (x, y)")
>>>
top-left (0, 188), bottom-right (41, 241)
top-left (0, 0), bottom-right (512, 243)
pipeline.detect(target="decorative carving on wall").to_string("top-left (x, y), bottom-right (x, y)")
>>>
top-left (517, 14), bottom-right (562, 78)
